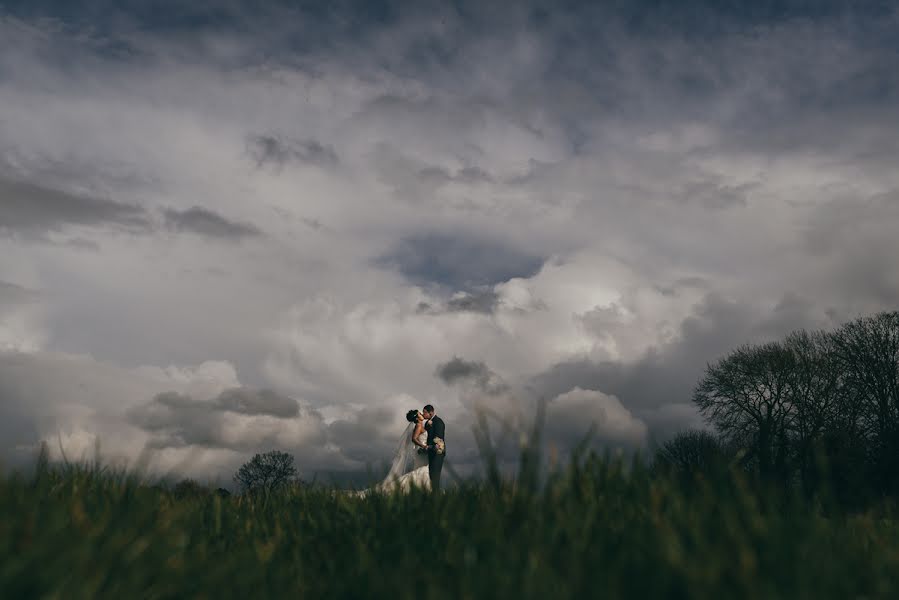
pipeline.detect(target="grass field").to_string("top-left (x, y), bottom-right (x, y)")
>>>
top-left (3, 453), bottom-right (899, 599)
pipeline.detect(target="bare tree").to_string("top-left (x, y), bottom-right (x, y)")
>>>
top-left (653, 429), bottom-right (729, 477)
top-left (781, 330), bottom-right (842, 488)
top-left (829, 312), bottom-right (899, 490)
top-left (693, 341), bottom-right (795, 479)
top-left (690, 313), bottom-right (899, 499)
top-left (234, 450), bottom-right (298, 494)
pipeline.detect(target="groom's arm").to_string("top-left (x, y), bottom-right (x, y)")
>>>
top-left (432, 418), bottom-right (445, 440)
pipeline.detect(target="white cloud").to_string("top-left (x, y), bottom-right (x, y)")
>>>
top-left (547, 388), bottom-right (648, 448)
top-left (0, 350), bottom-right (281, 477)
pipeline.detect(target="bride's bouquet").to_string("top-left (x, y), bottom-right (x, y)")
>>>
top-left (433, 437), bottom-right (446, 455)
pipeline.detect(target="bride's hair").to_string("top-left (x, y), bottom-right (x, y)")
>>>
top-left (405, 409), bottom-right (419, 423)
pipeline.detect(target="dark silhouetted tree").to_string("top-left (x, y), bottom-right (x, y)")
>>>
top-left (652, 429), bottom-right (730, 478)
top-left (780, 329), bottom-right (842, 493)
top-left (172, 478), bottom-right (208, 499)
top-left (694, 341), bottom-right (796, 480)
top-left (829, 311), bottom-right (899, 493)
top-left (689, 312), bottom-right (899, 502)
top-left (234, 450), bottom-right (297, 494)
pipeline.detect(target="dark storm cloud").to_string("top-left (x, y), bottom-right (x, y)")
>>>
top-left (445, 290), bottom-right (500, 313)
top-left (0, 0), bottom-right (409, 37)
top-left (436, 356), bottom-right (491, 385)
top-left (325, 405), bottom-right (398, 464)
top-left (247, 134), bottom-right (339, 170)
top-left (4, 0), bottom-right (893, 105)
top-left (0, 171), bottom-right (260, 244)
top-left (129, 391), bottom-right (219, 448)
top-left (9, 0), bottom-right (886, 50)
top-left (212, 388), bottom-right (300, 418)
top-left (417, 290), bottom-right (501, 315)
top-left (377, 233), bottom-right (544, 290)
top-left (163, 206), bottom-right (262, 240)
top-left (0, 175), bottom-right (150, 236)
top-left (436, 356), bottom-right (508, 395)
top-left (802, 190), bottom-right (899, 308)
top-left (128, 387), bottom-right (312, 449)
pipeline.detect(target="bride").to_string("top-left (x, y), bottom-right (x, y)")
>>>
top-left (357, 409), bottom-right (431, 496)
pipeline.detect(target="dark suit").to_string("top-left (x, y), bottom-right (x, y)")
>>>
top-left (425, 416), bottom-right (446, 491)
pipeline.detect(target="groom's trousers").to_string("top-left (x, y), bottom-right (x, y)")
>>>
top-left (428, 452), bottom-right (445, 491)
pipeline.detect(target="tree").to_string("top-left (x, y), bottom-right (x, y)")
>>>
top-left (829, 312), bottom-right (899, 492)
top-left (172, 478), bottom-right (209, 499)
top-left (693, 341), bottom-right (796, 480)
top-left (780, 330), bottom-right (843, 492)
top-left (690, 312), bottom-right (899, 500)
top-left (234, 450), bottom-right (298, 494)
top-left (652, 429), bottom-right (730, 478)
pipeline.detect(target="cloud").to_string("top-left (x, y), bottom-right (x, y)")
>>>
top-left (0, 350), bottom-right (240, 469)
top-left (0, 280), bottom-right (39, 307)
top-left (127, 388), bottom-right (322, 451)
top-left (1, 1), bottom-right (898, 481)
top-left (435, 356), bottom-right (507, 395)
top-left (376, 233), bottom-right (545, 290)
top-left (801, 191), bottom-right (899, 309)
top-left (678, 178), bottom-right (753, 210)
top-left (417, 289), bottom-right (501, 314)
top-left (367, 144), bottom-right (478, 206)
top-left (162, 206), bottom-right (262, 240)
top-left (410, 164), bottom-right (495, 187)
top-left (435, 357), bottom-right (490, 384)
top-left (0, 349), bottom-right (353, 480)
top-left (0, 175), bottom-right (150, 237)
top-left (445, 290), bottom-right (501, 314)
top-left (530, 291), bottom-right (839, 439)
top-left (0, 280), bottom-right (45, 351)
top-left (325, 401), bottom-right (411, 465)
top-left (545, 388), bottom-right (647, 449)
top-left (247, 134), bottom-right (339, 169)
top-left (213, 387), bottom-right (300, 417)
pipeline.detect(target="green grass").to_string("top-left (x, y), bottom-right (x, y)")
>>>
top-left (3, 456), bottom-right (899, 599)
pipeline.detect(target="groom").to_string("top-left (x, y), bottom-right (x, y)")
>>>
top-left (422, 404), bottom-right (446, 491)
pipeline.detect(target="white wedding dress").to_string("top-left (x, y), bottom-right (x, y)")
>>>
top-left (356, 422), bottom-right (431, 496)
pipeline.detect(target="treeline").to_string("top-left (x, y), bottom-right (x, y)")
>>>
top-left (655, 311), bottom-right (899, 506)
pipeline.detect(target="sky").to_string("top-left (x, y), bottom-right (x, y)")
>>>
top-left (1, 0), bottom-right (898, 485)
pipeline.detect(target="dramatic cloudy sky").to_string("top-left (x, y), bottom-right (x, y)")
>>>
top-left (1, 0), bottom-right (898, 484)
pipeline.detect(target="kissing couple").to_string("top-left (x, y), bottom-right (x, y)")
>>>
top-left (360, 404), bottom-right (447, 495)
